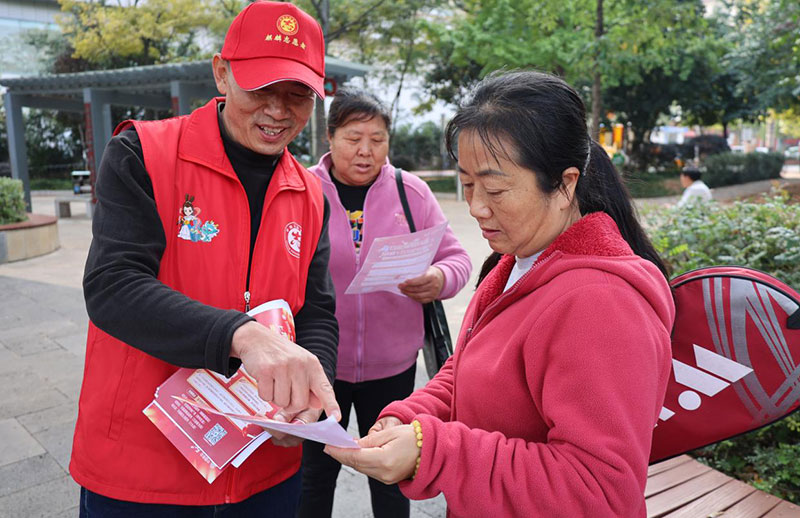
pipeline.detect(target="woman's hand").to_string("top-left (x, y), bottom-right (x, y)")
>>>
top-left (368, 416), bottom-right (404, 435)
top-left (398, 266), bottom-right (445, 304)
top-left (269, 407), bottom-right (324, 447)
top-left (324, 425), bottom-right (420, 485)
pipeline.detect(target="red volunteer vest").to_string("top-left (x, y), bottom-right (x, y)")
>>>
top-left (69, 99), bottom-right (324, 504)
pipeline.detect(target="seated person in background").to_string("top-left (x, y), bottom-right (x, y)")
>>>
top-left (677, 165), bottom-right (712, 207)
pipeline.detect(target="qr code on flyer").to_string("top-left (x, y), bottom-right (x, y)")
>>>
top-left (204, 423), bottom-right (227, 446)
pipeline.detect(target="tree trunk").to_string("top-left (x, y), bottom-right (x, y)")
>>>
top-left (590, 0), bottom-right (603, 141)
top-left (389, 15), bottom-right (418, 140)
top-left (312, 98), bottom-right (327, 161)
top-left (312, 0), bottom-right (330, 161)
top-left (629, 127), bottom-right (649, 169)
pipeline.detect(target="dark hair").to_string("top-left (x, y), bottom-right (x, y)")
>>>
top-left (681, 166), bottom-right (702, 182)
top-left (327, 88), bottom-right (391, 137)
top-left (444, 70), bottom-right (670, 285)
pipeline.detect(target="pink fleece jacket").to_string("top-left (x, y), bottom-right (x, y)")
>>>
top-left (380, 212), bottom-right (675, 518)
top-left (309, 154), bottom-right (472, 382)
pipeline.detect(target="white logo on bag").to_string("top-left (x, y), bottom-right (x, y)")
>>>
top-left (284, 222), bottom-right (302, 258)
top-left (657, 344), bottom-right (753, 425)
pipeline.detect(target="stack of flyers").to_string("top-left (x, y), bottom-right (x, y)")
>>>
top-left (143, 299), bottom-right (295, 483)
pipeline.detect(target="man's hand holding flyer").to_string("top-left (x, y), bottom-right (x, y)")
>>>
top-left (144, 299), bottom-right (357, 483)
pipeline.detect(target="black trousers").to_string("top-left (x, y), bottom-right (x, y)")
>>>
top-left (298, 363), bottom-right (417, 518)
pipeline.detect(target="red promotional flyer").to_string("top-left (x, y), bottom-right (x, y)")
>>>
top-left (143, 299), bottom-right (295, 483)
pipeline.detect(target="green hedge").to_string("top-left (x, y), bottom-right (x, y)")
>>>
top-left (703, 152), bottom-right (785, 188)
top-left (623, 169), bottom-right (684, 198)
top-left (0, 178), bottom-right (27, 225)
top-left (642, 188), bottom-right (800, 503)
top-left (423, 176), bottom-right (458, 193)
top-left (643, 187), bottom-right (800, 287)
top-left (30, 178), bottom-right (73, 190)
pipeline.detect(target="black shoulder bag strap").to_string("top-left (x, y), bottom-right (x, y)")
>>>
top-left (394, 168), bottom-right (453, 378)
top-left (394, 168), bottom-right (417, 233)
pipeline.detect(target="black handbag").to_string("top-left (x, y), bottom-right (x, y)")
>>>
top-left (394, 168), bottom-right (454, 379)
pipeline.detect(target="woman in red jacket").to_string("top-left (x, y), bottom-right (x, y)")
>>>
top-left (326, 70), bottom-right (676, 517)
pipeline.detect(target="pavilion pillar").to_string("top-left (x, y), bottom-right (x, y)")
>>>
top-left (83, 88), bottom-right (114, 195)
top-left (170, 81), bottom-right (218, 115)
top-left (170, 81), bottom-right (192, 115)
top-left (3, 92), bottom-right (31, 211)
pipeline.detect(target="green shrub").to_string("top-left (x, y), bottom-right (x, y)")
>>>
top-left (703, 152), bottom-right (785, 188)
top-left (30, 178), bottom-right (72, 190)
top-left (391, 121), bottom-right (445, 171)
top-left (0, 177), bottom-right (27, 225)
top-left (623, 169), bottom-right (684, 198)
top-left (642, 187), bottom-right (800, 503)
top-left (423, 176), bottom-right (457, 193)
top-left (392, 155), bottom-right (417, 172)
top-left (643, 187), bottom-right (800, 286)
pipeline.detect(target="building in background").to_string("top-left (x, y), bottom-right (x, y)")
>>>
top-left (0, 0), bottom-right (61, 78)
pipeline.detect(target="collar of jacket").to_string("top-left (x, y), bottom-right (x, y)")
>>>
top-left (476, 211), bottom-right (634, 316)
top-left (177, 97), bottom-right (305, 192)
top-left (313, 151), bottom-right (393, 189)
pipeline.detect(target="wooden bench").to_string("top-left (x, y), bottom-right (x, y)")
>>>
top-left (55, 195), bottom-right (94, 219)
top-left (646, 455), bottom-right (800, 517)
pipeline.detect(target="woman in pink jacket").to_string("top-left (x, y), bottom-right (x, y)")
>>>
top-left (298, 89), bottom-right (472, 518)
top-left (326, 72), bottom-right (675, 517)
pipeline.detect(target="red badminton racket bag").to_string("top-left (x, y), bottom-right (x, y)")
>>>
top-left (650, 266), bottom-right (800, 463)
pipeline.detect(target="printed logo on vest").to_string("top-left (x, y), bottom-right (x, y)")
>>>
top-left (177, 194), bottom-right (220, 243)
top-left (284, 222), bottom-right (302, 258)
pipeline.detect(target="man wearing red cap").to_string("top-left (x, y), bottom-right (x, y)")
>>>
top-left (70, 2), bottom-right (340, 515)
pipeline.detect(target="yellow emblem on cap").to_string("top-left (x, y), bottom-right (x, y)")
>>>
top-left (277, 14), bottom-right (299, 36)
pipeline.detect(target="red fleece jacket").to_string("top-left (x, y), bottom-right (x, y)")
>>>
top-left (380, 212), bottom-right (675, 518)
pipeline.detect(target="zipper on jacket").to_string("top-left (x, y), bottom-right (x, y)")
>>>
top-left (232, 172), bottom-right (255, 314)
top-left (355, 293), bottom-right (365, 382)
top-left (238, 155), bottom-right (288, 316)
top-left (355, 218), bottom-right (367, 382)
top-left (450, 254), bottom-right (556, 421)
top-left (231, 170), bottom-right (256, 500)
top-left (354, 177), bottom-right (380, 382)
top-left (225, 465), bottom-right (235, 504)
top-left (354, 231), bottom-right (365, 381)
top-left (463, 253), bottom-right (556, 353)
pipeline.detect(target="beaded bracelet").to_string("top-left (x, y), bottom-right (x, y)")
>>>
top-left (411, 419), bottom-right (423, 479)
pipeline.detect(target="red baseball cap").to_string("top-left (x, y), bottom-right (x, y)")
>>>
top-left (221, 1), bottom-right (325, 98)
